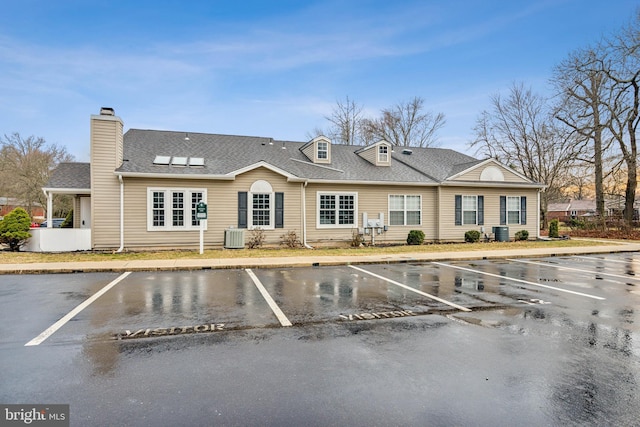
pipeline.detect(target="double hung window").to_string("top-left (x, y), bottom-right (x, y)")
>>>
top-left (389, 195), bottom-right (421, 226)
top-left (148, 188), bottom-right (207, 231)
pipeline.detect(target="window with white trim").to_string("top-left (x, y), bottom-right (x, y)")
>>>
top-left (507, 196), bottom-right (521, 224)
top-left (462, 195), bottom-right (478, 225)
top-left (378, 145), bottom-right (388, 162)
top-left (248, 180), bottom-right (274, 229)
top-left (317, 192), bottom-right (357, 228)
top-left (389, 195), bottom-right (421, 226)
top-left (317, 141), bottom-right (328, 160)
top-left (148, 188), bottom-right (207, 231)
top-left (252, 193), bottom-right (271, 227)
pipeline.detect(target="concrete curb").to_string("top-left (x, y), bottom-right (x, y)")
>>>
top-left (2, 242), bottom-right (640, 274)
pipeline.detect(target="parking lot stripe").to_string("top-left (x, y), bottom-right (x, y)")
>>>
top-left (245, 269), bottom-right (292, 327)
top-left (574, 255), bottom-right (640, 265)
top-left (349, 265), bottom-right (472, 312)
top-left (25, 272), bottom-right (132, 346)
top-left (433, 262), bottom-right (605, 300)
top-left (508, 259), bottom-right (640, 282)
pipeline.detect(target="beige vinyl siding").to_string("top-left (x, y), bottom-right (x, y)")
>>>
top-left (73, 196), bottom-right (81, 228)
top-left (121, 167), bottom-right (302, 249)
top-left (358, 146), bottom-right (377, 165)
top-left (439, 187), bottom-right (538, 241)
top-left (452, 164), bottom-right (527, 183)
top-left (305, 183), bottom-right (437, 244)
top-left (301, 143), bottom-right (315, 162)
top-left (90, 115), bottom-right (124, 249)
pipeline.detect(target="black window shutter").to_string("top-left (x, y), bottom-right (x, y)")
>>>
top-left (521, 196), bottom-right (527, 225)
top-left (477, 195), bottom-right (484, 225)
top-left (275, 192), bottom-right (284, 228)
top-left (238, 192), bottom-right (248, 228)
top-left (500, 196), bottom-right (506, 225)
top-left (455, 195), bottom-right (462, 226)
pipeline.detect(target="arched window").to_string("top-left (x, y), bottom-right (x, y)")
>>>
top-left (249, 180), bottom-right (273, 228)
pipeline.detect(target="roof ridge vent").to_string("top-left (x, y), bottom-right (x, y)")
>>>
top-left (402, 148), bottom-right (413, 155)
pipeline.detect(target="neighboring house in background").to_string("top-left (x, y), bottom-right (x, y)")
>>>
top-left (547, 198), bottom-right (640, 222)
top-left (547, 200), bottom-right (597, 222)
top-left (39, 108), bottom-right (544, 251)
top-left (0, 197), bottom-right (45, 219)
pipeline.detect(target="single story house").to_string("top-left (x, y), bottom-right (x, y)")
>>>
top-left (38, 108), bottom-right (544, 251)
top-left (548, 198), bottom-right (640, 222)
top-left (547, 200), bottom-right (597, 222)
top-left (0, 197), bottom-right (45, 219)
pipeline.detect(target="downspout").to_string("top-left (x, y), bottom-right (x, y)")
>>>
top-left (537, 188), bottom-right (541, 239)
top-left (302, 181), bottom-right (313, 249)
top-left (116, 174), bottom-right (124, 252)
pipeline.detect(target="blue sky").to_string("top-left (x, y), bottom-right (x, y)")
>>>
top-left (1, 1), bottom-right (637, 161)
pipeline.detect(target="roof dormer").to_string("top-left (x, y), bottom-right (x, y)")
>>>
top-left (355, 140), bottom-right (392, 167)
top-left (300, 136), bottom-right (332, 164)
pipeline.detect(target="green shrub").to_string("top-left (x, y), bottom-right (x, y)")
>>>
top-left (549, 219), bottom-right (559, 238)
top-left (406, 230), bottom-right (425, 245)
top-left (61, 210), bottom-right (73, 228)
top-left (0, 207), bottom-right (32, 251)
top-left (464, 230), bottom-right (481, 243)
top-left (567, 218), bottom-right (585, 230)
top-left (515, 230), bottom-right (529, 241)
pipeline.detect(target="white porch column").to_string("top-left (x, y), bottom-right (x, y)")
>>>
top-left (46, 191), bottom-right (53, 228)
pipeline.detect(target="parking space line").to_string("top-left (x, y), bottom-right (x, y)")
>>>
top-left (349, 265), bottom-right (472, 312)
top-left (508, 259), bottom-right (640, 282)
top-left (433, 262), bottom-right (605, 300)
top-left (25, 272), bottom-right (132, 346)
top-left (574, 255), bottom-right (640, 266)
top-left (245, 269), bottom-right (292, 327)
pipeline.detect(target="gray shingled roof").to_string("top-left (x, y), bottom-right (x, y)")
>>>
top-left (45, 129), bottom-right (529, 190)
top-left (116, 129), bottom-right (485, 184)
top-left (44, 162), bottom-right (91, 189)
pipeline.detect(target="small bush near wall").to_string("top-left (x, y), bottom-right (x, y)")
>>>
top-left (280, 230), bottom-right (300, 248)
top-left (248, 228), bottom-right (266, 249)
top-left (549, 219), bottom-right (559, 238)
top-left (515, 230), bottom-right (529, 241)
top-left (464, 230), bottom-right (481, 243)
top-left (407, 230), bottom-right (425, 245)
top-left (351, 229), bottom-right (364, 247)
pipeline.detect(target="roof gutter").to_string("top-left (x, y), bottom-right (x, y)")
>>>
top-left (116, 174), bottom-right (124, 253)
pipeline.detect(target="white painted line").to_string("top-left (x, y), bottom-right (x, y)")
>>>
top-left (25, 272), bottom-right (132, 346)
top-left (349, 265), bottom-right (472, 312)
top-left (246, 269), bottom-right (292, 327)
top-left (508, 258), bottom-right (640, 282)
top-left (432, 262), bottom-right (605, 301)
top-left (574, 255), bottom-right (640, 266)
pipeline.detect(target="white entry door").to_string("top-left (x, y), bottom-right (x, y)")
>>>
top-left (80, 197), bottom-right (91, 228)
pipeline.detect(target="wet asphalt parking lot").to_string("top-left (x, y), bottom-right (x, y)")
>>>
top-left (1, 254), bottom-right (640, 426)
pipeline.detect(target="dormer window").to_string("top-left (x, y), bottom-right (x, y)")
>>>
top-left (300, 136), bottom-right (331, 164)
top-left (317, 141), bottom-right (328, 160)
top-left (355, 140), bottom-right (391, 166)
top-left (378, 145), bottom-right (388, 163)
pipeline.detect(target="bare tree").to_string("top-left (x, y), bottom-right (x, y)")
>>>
top-left (0, 133), bottom-right (74, 217)
top-left (604, 13), bottom-right (640, 226)
top-left (471, 83), bottom-right (579, 226)
top-left (324, 96), bottom-right (365, 145)
top-left (552, 47), bottom-right (613, 221)
top-left (362, 97), bottom-right (445, 147)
